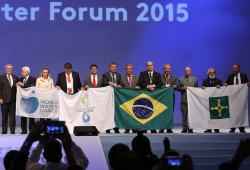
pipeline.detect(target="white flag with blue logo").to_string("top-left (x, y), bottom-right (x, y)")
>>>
top-left (16, 86), bottom-right (60, 118)
top-left (59, 86), bottom-right (115, 134)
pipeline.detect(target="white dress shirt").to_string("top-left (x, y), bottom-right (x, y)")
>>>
top-left (91, 74), bottom-right (98, 85)
top-left (23, 75), bottom-right (29, 86)
top-left (110, 72), bottom-right (116, 83)
top-left (147, 71), bottom-right (155, 88)
top-left (65, 72), bottom-right (74, 94)
top-left (234, 72), bottom-right (241, 85)
top-left (127, 74), bottom-right (133, 87)
top-left (6, 74), bottom-right (13, 87)
top-left (165, 74), bottom-right (170, 87)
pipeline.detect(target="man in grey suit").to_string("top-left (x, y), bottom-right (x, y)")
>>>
top-left (103, 62), bottom-right (121, 133)
top-left (84, 64), bottom-right (103, 89)
top-left (159, 64), bottom-right (177, 133)
top-left (177, 67), bottom-right (198, 133)
top-left (118, 64), bottom-right (140, 133)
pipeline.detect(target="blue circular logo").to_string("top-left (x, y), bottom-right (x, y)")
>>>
top-left (20, 97), bottom-right (39, 114)
top-left (133, 98), bottom-right (154, 119)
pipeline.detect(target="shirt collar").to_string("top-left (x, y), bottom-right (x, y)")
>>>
top-left (148, 71), bottom-right (153, 74)
top-left (127, 74), bottom-right (133, 77)
top-left (24, 75), bottom-right (29, 80)
top-left (6, 74), bottom-right (12, 77)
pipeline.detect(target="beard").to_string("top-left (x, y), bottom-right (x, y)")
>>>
top-left (209, 75), bottom-right (216, 79)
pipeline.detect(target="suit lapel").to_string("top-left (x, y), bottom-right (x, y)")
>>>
top-left (161, 74), bottom-right (166, 85)
top-left (97, 75), bottom-right (102, 87)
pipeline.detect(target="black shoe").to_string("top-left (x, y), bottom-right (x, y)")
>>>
top-left (159, 129), bottom-right (164, 133)
top-left (151, 130), bottom-right (157, 133)
top-left (204, 130), bottom-right (212, 133)
top-left (124, 130), bottom-right (130, 133)
top-left (115, 130), bottom-right (120, 133)
top-left (229, 130), bottom-right (235, 133)
top-left (188, 129), bottom-right (193, 133)
top-left (181, 130), bottom-right (187, 133)
top-left (143, 130), bottom-right (147, 133)
top-left (1, 131), bottom-right (7, 134)
top-left (20, 132), bottom-right (27, 134)
top-left (214, 129), bottom-right (220, 133)
top-left (11, 131), bottom-right (15, 134)
top-left (167, 129), bottom-right (173, 133)
top-left (240, 130), bottom-right (246, 133)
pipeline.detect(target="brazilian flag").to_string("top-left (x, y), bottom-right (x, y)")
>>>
top-left (114, 86), bottom-right (173, 130)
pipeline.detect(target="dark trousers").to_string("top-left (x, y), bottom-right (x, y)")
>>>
top-left (21, 117), bottom-right (35, 132)
top-left (1, 101), bottom-right (16, 132)
top-left (181, 103), bottom-right (189, 130)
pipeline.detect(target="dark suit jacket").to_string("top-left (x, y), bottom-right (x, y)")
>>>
top-left (202, 78), bottom-right (222, 87)
top-left (139, 71), bottom-right (162, 88)
top-left (102, 71), bottom-right (121, 86)
top-left (55, 71), bottom-right (82, 94)
top-left (161, 73), bottom-right (177, 103)
top-left (0, 74), bottom-right (18, 103)
top-left (120, 74), bottom-right (139, 87)
top-left (18, 76), bottom-right (36, 88)
top-left (84, 75), bottom-right (103, 88)
top-left (226, 73), bottom-right (249, 85)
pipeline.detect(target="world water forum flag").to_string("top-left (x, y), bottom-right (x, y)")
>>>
top-left (187, 84), bottom-right (249, 129)
top-left (114, 86), bottom-right (174, 130)
top-left (16, 86), bottom-right (60, 118)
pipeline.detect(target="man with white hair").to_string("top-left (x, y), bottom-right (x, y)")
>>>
top-left (0, 64), bottom-right (18, 134)
top-left (202, 68), bottom-right (222, 133)
top-left (16, 66), bottom-right (36, 134)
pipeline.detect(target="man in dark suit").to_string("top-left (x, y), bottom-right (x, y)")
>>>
top-left (177, 67), bottom-right (198, 133)
top-left (84, 64), bottom-right (103, 89)
top-left (139, 61), bottom-right (162, 133)
top-left (118, 64), bottom-right (140, 133)
top-left (103, 62), bottom-right (121, 133)
top-left (0, 64), bottom-right (18, 134)
top-left (16, 66), bottom-right (36, 134)
top-left (224, 63), bottom-right (250, 133)
top-left (202, 68), bottom-right (222, 133)
top-left (55, 62), bottom-right (84, 94)
top-left (159, 64), bottom-right (177, 133)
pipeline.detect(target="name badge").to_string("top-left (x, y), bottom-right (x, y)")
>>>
top-left (67, 83), bottom-right (73, 88)
top-left (165, 84), bottom-right (170, 87)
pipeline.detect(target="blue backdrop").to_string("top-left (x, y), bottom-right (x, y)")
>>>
top-left (0, 0), bottom-right (249, 124)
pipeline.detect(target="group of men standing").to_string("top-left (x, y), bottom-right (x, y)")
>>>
top-left (0, 62), bottom-right (249, 134)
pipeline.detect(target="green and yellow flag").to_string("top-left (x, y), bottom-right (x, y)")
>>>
top-left (114, 86), bottom-right (174, 130)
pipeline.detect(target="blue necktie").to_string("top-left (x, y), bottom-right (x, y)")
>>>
top-left (236, 74), bottom-right (239, 85)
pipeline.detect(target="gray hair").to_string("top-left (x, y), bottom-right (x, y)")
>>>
top-left (125, 64), bottom-right (133, 69)
top-left (5, 64), bottom-right (13, 69)
top-left (22, 66), bottom-right (30, 74)
top-left (163, 64), bottom-right (171, 69)
top-left (207, 68), bottom-right (216, 77)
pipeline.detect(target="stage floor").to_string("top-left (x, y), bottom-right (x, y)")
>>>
top-left (1, 124), bottom-right (250, 136)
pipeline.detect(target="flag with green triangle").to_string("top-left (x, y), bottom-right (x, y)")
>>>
top-left (114, 86), bottom-right (174, 130)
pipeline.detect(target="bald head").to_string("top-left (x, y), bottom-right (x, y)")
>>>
top-left (146, 61), bottom-right (154, 72)
top-left (185, 67), bottom-right (191, 77)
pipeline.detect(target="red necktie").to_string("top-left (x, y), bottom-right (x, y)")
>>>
top-left (93, 75), bottom-right (96, 88)
top-left (129, 75), bottom-right (132, 87)
top-left (67, 74), bottom-right (72, 94)
top-left (166, 75), bottom-right (169, 83)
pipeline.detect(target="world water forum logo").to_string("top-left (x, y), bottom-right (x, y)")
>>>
top-left (20, 90), bottom-right (39, 114)
top-left (20, 90), bottom-right (59, 114)
top-left (77, 96), bottom-right (96, 123)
